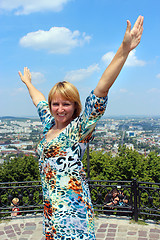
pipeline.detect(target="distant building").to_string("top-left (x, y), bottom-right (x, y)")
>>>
top-left (126, 131), bottom-right (135, 137)
top-left (125, 143), bottom-right (134, 150)
top-left (0, 159), bottom-right (4, 164)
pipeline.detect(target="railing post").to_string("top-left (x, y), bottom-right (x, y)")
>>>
top-left (87, 143), bottom-right (90, 179)
top-left (132, 178), bottom-right (138, 221)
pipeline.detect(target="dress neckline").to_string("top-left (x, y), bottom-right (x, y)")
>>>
top-left (44, 124), bottom-right (68, 145)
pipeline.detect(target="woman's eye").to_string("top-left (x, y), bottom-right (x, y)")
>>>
top-left (52, 103), bottom-right (58, 106)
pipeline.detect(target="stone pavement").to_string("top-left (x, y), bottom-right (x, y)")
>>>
top-left (0, 214), bottom-right (160, 240)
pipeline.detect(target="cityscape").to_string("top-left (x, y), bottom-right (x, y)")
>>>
top-left (0, 116), bottom-right (160, 163)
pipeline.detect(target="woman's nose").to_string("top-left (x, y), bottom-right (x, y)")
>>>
top-left (58, 104), bottom-right (64, 112)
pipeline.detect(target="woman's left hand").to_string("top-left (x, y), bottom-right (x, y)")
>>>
top-left (94, 15), bottom-right (144, 97)
top-left (123, 15), bottom-right (144, 52)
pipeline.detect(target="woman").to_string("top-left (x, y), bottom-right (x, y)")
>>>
top-left (19, 16), bottom-right (144, 240)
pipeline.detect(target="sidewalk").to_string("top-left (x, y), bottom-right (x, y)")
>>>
top-left (0, 214), bottom-right (160, 240)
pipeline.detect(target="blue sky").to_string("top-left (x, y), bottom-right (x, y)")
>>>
top-left (0, 0), bottom-right (160, 117)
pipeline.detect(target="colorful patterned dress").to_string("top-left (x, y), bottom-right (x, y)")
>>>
top-left (37, 90), bottom-right (108, 240)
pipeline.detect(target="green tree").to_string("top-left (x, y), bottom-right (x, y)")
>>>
top-left (82, 150), bottom-right (113, 180)
top-left (0, 155), bottom-right (40, 182)
top-left (145, 152), bottom-right (160, 183)
top-left (113, 145), bottom-right (147, 181)
top-left (82, 146), bottom-right (160, 183)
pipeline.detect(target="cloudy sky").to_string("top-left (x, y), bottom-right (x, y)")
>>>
top-left (0, 0), bottom-right (160, 117)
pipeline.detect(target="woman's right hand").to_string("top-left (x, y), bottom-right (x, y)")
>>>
top-left (18, 66), bottom-right (46, 106)
top-left (18, 67), bottom-right (32, 85)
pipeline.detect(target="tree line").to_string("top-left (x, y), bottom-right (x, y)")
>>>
top-left (0, 146), bottom-right (160, 183)
top-left (82, 145), bottom-right (160, 183)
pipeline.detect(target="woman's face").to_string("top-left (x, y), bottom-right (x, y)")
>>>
top-left (51, 94), bottom-right (75, 127)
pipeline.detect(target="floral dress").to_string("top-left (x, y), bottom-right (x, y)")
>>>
top-left (37, 90), bottom-right (108, 240)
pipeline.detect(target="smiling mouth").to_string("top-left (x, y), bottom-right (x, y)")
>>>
top-left (57, 113), bottom-right (65, 116)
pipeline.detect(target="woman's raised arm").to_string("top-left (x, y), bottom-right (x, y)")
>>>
top-left (94, 15), bottom-right (144, 97)
top-left (19, 67), bottom-right (46, 106)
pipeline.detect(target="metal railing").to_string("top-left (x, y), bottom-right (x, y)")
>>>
top-left (0, 179), bottom-right (160, 221)
top-left (0, 181), bottom-right (43, 218)
top-left (88, 178), bottom-right (160, 221)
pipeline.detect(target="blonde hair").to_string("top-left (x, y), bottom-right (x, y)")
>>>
top-left (11, 198), bottom-right (19, 206)
top-left (48, 81), bottom-right (82, 119)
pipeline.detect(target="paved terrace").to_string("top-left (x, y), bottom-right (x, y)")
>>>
top-left (0, 214), bottom-right (160, 240)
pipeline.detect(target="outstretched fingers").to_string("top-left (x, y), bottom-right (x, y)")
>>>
top-left (18, 67), bottom-right (31, 83)
top-left (24, 67), bottom-right (31, 76)
top-left (133, 15), bottom-right (144, 32)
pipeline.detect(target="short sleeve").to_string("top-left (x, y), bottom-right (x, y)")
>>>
top-left (79, 90), bottom-right (108, 141)
top-left (37, 101), bottom-right (55, 134)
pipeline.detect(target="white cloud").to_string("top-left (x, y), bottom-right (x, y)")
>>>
top-left (31, 72), bottom-right (46, 85)
top-left (63, 64), bottom-right (100, 82)
top-left (147, 88), bottom-right (160, 94)
top-left (101, 51), bottom-right (115, 65)
top-left (156, 73), bottom-right (160, 79)
top-left (20, 27), bottom-right (91, 54)
top-left (101, 50), bottom-right (146, 67)
top-left (11, 87), bottom-right (26, 96)
top-left (0, 0), bottom-right (70, 15)
top-left (125, 50), bottom-right (146, 67)
top-left (119, 88), bottom-right (128, 93)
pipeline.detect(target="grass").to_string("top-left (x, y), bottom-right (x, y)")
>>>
top-left (0, 218), bottom-right (11, 224)
top-left (129, 219), bottom-right (148, 225)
